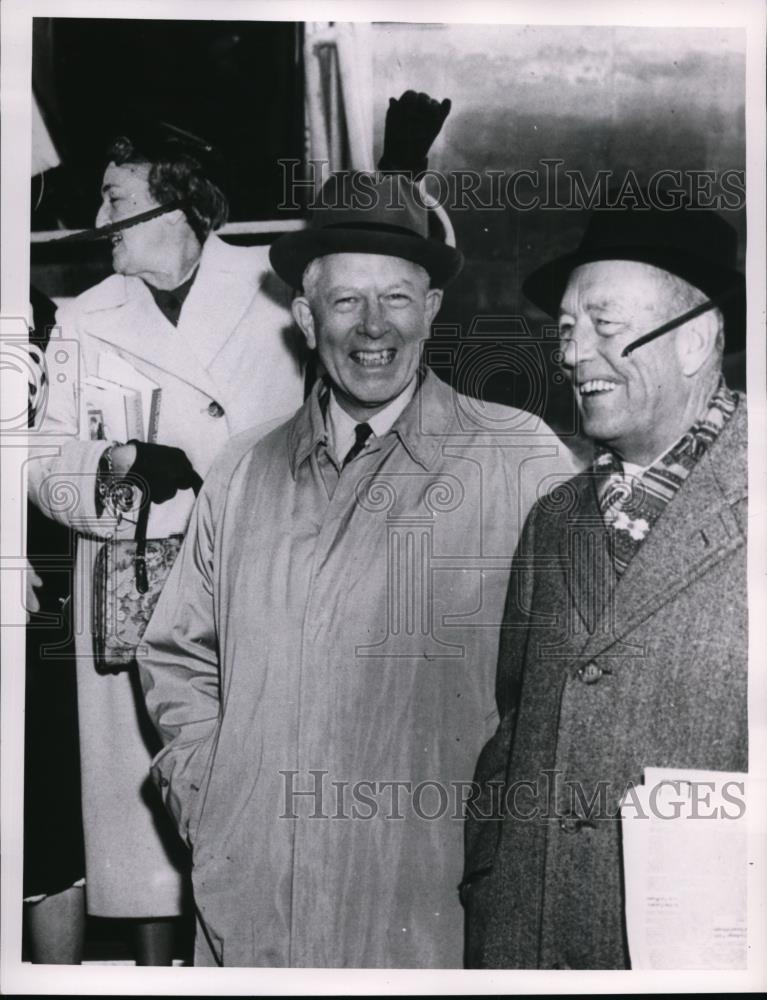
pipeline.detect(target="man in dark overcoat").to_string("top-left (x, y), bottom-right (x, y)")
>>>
top-left (463, 201), bottom-right (748, 969)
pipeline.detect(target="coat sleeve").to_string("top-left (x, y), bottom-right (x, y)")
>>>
top-left (464, 502), bottom-right (538, 871)
top-left (26, 302), bottom-right (121, 538)
top-left (461, 502), bottom-right (539, 963)
top-left (463, 430), bottom-right (574, 886)
top-left (136, 467), bottom-right (223, 847)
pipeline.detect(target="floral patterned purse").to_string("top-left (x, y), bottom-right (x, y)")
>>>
top-left (92, 498), bottom-right (184, 673)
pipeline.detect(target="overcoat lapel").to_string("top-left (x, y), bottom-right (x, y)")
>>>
top-left (558, 472), bottom-right (616, 636)
top-left (176, 235), bottom-right (258, 375)
top-left (572, 406), bottom-right (747, 668)
top-left (79, 235), bottom-right (256, 400)
top-left (81, 277), bottom-right (215, 393)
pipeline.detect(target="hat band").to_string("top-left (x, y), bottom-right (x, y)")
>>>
top-left (321, 220), bottom-right (424, 240)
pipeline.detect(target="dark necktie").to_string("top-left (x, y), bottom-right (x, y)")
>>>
top-left (342, 422), bottom-right (373, 467)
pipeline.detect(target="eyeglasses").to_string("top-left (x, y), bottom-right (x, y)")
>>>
top-left (559, 288), bottom-right (735, 358)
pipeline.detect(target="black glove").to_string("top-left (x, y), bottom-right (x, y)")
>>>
top-left (378, 90), bottom-right (452, 178)
top-left (127, 441), bottom-right (202, 504)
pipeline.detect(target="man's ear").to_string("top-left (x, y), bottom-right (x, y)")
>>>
top-left (163, 207), bottom-right (187, 226)
top-left (291, 296), bottom-right (317, 351)
top-left (424, 287), bottom-right (443, 326)
top-left (677, 308), bottom-right (719, 376)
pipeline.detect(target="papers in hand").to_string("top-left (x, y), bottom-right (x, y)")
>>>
top-left (620, 768), bottom-right (747, 970)
top-left (83, 355), bottom-right (161, 442)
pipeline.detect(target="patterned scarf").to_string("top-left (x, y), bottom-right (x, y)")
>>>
top-left (593, 380), bottom-right (738, 577)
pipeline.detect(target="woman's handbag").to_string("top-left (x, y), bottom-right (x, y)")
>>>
top-left (92, 493), bottom-right (188, 673)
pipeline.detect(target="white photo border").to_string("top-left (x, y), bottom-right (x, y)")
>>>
top-left (2, 0), bottom-right (765, 994)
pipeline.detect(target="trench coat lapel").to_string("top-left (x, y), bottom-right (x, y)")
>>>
top-left (573, 406), bottom-right (747, 668)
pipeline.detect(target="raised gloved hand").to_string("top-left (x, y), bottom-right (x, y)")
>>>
top-left (378, 90), bottom-right (452, 178)
top-left (127, 440), bottom-right (202, 503)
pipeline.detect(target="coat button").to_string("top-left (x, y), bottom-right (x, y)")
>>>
top-left (559, 816), bottom-right (582, 834)
top-left (577, 661), bottom-right (603, 684)
top-left (207, 400), bottom-right (225, 418)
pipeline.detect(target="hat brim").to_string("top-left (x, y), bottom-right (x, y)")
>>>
top-left (270, 227), bottom-right (464, 290)
top-left (523, 246), bottom-right (746, 352)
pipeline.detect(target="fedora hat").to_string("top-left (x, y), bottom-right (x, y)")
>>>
top-left (522, 199), bottom-right (746, 351)
top-left (269, 171), bottom-right (463, 290)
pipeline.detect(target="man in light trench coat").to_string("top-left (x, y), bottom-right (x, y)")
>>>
top-left (462, 201), bottom-right (748, 969)
top-left (137, 171), bottom-right (576, 967)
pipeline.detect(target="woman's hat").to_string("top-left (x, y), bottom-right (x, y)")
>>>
top-left (269, 171), bottom-right (464, 290)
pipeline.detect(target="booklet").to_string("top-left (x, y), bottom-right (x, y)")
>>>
top-left (83, 374), bottom-right (144, 442)
top-left (620, 768), bottom-right (747, 970)
top-left (96, 353), bottom-right (162, 442)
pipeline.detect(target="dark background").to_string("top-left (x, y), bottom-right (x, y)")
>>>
top-left (32, 18), bottom-right (304, 229)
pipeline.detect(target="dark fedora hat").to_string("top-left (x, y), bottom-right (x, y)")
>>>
top-left (269, 171), bottom-right (464, 290)
top-left (522, 199), bottom-right (746, 351)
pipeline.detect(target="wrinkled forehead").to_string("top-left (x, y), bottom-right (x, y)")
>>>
top-left (314, 252), bottom-right (430, 287)
top-left (560, 259), bottom-right (673, 314)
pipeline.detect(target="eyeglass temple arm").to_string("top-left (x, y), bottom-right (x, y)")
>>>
top-left (41, 200), bottom-right (186, 246)
top-left (621, 289), bottom-right (735, 357)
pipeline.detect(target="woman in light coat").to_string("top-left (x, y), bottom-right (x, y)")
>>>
top-left (28, 127), bottom-right (304, 962)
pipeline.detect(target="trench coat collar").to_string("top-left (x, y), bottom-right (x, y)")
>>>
top-left (287, 367), bottom-right (458, 478)
top-left (562, 395), bottom-right (747, 665)
top-left (392, 368), bottom-right (459, 468)
top-left (288, 380), bottom-right (330, 475)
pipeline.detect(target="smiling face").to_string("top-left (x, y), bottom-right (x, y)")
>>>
top-left (559, 260), bottom-right (716, 464)
top-left (96, 161), bottom-right (179, 284)
top-left (292, 253), bottom-right (443, 421)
